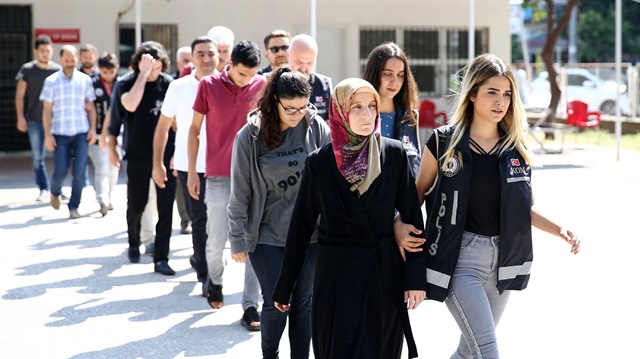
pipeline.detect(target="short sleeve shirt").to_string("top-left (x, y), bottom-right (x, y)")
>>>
top-left (15, 61), bottom-right (62, 122)
top-left (160, 73), bottom-right (207, 173)
top-left (39, 69), bottom-right (96, 136)
top-left (192, 68), bottom-right (266, 177)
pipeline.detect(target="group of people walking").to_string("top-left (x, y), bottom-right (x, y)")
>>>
top-left (15, 25), bottom-right (581, 359)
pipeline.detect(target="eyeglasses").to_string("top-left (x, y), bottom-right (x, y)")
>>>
top-left (268, 45), bottom-right (290, 54)
top-left (277, 98), bottom-right (309, 115)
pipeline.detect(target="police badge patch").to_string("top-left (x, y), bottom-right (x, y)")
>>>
top-left (443, 154), bottom-right (461, 177)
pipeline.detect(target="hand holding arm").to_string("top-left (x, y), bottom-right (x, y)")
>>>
top-left (393, 214), bottom-right (425, 262)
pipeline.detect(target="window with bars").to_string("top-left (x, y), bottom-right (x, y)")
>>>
top-left (118, 24), bottom-right (178, 76)
top-left (360, 27), bottom-right (488, 97)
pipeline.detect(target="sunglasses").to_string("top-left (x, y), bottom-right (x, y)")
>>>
top-left (268, 45), bottom-right (290, 54)
top-left (277, 98), bottom-right (309, 115)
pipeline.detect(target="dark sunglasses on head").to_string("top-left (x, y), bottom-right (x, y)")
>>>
top-left (268, 45), bottom-right (290, 53)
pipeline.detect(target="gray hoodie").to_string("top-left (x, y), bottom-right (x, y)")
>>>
top-left (227, 104), bottom-right (331, 254)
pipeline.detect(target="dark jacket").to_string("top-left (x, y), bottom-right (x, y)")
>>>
top-left (393, 103), bottom-right (421, 178)
top-left (309, 72), bottom-right (332, 121)
top-left (91, 74), bottom-right (112, 134)
top-left (424, 125), bottom-right (533, 302)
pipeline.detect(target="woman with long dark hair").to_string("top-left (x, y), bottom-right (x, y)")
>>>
top-left (362, 42), bottom-right (421, 176)
top-left (227, 68), bottom-right (330, 359)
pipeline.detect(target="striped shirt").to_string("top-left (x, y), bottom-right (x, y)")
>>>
top-left (40, 69), bottom-right (96, 136)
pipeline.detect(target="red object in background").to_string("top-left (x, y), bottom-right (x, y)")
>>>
top-left (35, 28), bottom-right (80, 43)
top-left (419, 99), bottom-right (448, 128)
top-left (566, 99), bottom-right (601, 129)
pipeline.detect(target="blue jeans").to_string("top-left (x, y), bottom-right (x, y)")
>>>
top-left (51, 133), bottom-right (88, 210)
top-left (445, 232), bottom-right (510, 359)
top-left (27, 121), bottom-right (49, 191)
top-left (250, 243), bottom-right (317, 359)
top-left (205, 177), bottom-right (260, 310)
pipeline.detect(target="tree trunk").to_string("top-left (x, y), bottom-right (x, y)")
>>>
top-left (541, 0), bottom-right (578, 126)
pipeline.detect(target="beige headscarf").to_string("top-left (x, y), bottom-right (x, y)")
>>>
top-left (329, 78), bottom-right (382, 195)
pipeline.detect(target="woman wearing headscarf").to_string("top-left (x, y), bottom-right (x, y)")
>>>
top-left (273, 78), bottom-right (427, 359)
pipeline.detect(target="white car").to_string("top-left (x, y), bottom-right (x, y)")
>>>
top-left (528, 68), bottom-right (630, 115)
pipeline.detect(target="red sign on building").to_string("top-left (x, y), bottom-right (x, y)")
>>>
top-left (35, 28), bottom-right (80, 43)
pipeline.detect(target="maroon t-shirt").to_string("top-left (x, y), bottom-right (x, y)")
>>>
top-left (192, 67), bottom-right (266, 177)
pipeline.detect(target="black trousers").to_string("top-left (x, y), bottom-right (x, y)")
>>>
top-left (177, 170), bottom-right (208, 282)
top-left (126, 158), bottom-right (175, 262)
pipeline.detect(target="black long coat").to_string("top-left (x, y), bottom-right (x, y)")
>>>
top-left (273, 138), bottom-right (426, 359)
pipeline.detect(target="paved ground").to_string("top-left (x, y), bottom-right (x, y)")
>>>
top-left (1, 142), bottom-right (639, 359)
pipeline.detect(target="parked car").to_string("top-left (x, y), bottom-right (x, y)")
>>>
top-left (528, 68), bottom-right (630, 115)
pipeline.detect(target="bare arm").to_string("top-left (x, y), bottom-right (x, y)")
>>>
top-left (187, 111), bottom-right (205, 199)
top-left (99, 109), bottom-right (111, 150)
top-left (531, 193), bottom-right (580, 254)
top-left (120, 54), bottom-right (154, 113)
top-left (86, 101), bottom-right (97, 144)
top-left (108, 134), bottom-right (121, 169)
top-left (42, 101), bottom-right (55, 151)
top-left (415, 147), bottom-right (438, 206)
top-left (15, 80), bottom-right (28, 132)
top-left (152, 114), bottom-right (174, 188)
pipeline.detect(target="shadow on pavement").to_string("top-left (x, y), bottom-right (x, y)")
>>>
top-left (68, 312), bottom-right (254, 359)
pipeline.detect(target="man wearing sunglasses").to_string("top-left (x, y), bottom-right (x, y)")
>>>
top-left (257, 29), bottom-right (292, 75)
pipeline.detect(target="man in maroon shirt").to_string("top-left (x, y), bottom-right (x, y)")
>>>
top-left (187, 40), bottom-right (265, 331)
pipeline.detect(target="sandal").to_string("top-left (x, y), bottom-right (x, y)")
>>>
top-left (206, 281), bottom-right (224, 309)
top-left (240, 306), bottom-right (261, 331)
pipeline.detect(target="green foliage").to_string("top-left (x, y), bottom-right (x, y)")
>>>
top-left (578, 10), bottom-right (613, 62)
top-left (522, 0), bottom-right (547, 24)
top-left (512, 35), bottom-right (523, 63)
top-left (577, 0), bottom-right (640, 62)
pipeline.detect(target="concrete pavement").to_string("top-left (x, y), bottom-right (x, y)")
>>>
top-left (1, 142), bottom-right (639, 359)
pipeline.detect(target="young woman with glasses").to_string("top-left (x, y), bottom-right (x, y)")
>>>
top-left (362, 42), bottom-right (421, 177)
top-left (227, 67), bottom-right (330, 359)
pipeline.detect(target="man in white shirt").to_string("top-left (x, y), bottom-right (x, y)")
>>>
top-left (152, 36), bottom-right (219, 295)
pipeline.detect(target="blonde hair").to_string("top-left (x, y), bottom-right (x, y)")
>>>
top-left (441, 53), bottom-right (533, 169)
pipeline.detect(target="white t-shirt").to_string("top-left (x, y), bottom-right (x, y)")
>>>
top-left (160, 73), bottom-right (207, 173)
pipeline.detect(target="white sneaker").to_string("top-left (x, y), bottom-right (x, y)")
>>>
top-left (36, 190), bottom-right (50, 202)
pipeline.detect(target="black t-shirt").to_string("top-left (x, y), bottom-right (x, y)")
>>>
top-left (15, 61), bottom-right (62, 122)
top-left (118, 73), bottom-right (174, 161)
top-left (426, 134), bottom-right (500, 236)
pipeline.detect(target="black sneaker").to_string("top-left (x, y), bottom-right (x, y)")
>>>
top-left (128, 246), bottom-right (140, 263)
top-left (207, 281), bottom-right (224, 309)
top-left (154, 260), bottom-right (176, 276)
top-left (241, 306), bottom-right (261, 332)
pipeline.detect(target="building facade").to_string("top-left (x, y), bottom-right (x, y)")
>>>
top-left (1, 0), bottom-right (510, 151)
